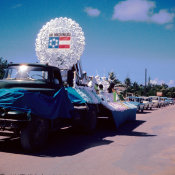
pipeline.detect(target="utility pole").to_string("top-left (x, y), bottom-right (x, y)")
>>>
top-left (145, 68), bottom-right (147, 96)
top-left (145, 68), bottom-right (147, 87)
top-left (148, 76), bottom-right (151, 86)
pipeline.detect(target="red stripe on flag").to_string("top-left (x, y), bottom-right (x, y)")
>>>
top-left (59, 45), bottom-right (70, 48)
top-left (59, 37), bottom-right (71, 40)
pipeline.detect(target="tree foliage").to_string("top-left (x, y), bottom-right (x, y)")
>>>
top-left (0, 57), bottom-right (8, 79)
top-left (124, 77), bottom-right (131, 88)
top-left (108, 72), bottom-right (120, 85)
top-left (124, 82), bottom-right (175, 98)
top-left (108, 72), bottom-right (175, 98)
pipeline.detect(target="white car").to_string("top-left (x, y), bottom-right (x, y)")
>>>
top-left (142, 97), bottom-right (153, 110)
top-left (161, 97), bottom-right (169, 106)
top-left (150, 96), bottom-right (161, 108)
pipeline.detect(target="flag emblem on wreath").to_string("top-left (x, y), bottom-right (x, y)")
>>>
top-left (48, 33), bottom-right (71, 49)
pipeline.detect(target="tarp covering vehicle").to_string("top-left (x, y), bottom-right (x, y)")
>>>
top-left (0, 88), bottom-right (73, 119)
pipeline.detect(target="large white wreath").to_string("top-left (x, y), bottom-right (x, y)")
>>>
top-left (35, 17), bottom-right (85, 69)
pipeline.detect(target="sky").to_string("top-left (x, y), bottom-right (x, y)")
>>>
top-left (0, 0), bottom-right (175, 86)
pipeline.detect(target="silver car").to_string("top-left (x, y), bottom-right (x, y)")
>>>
top-left (150, 96), bottom-right (161, 108)
top-left (142, 97), bottom-right (153, 110)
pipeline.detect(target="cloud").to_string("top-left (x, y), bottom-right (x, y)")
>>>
top-left (168, 80), bottom-right (175, 87)
top-left (11, 3), bottom-right (22, 9)
top-left (112, 0), bottom-right (174, 25)
top-left (112, 0), bottom-right (154, 21)
top-left (150, 79), bottom-right (158, 85)
top-left (150, 79), bottom-right (175, 87)
top-left (150, 78), bottom-right (165, 85)
top-left (151, 10), bottom-right (174, 24)
top-left (84, 7), bottom-right (101, 17)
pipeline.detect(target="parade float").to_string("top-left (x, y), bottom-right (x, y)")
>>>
top-left (0, 17), bottom-right (136, 151)
top-left (35, 16), bottom-right (136, 128)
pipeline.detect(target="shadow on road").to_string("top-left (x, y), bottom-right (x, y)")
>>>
top-left (117, 120), bottom-right (157, 137)
top-left (137, 111), bottom-right (152, 114)
top-left (0, 118), bottom-right (156, 157)
top-left (137, 108), bottom-right (159, 114)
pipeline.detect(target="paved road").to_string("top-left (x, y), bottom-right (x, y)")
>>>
top-left (1, 105), bottom-right (175, 175)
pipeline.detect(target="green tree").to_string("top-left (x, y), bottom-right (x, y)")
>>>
top-left (0, 57), bottom-right (8, 79)
top-left (108, 72), bottom-right (120, 85)
top-left (162, 83), bottom-right (168, 90)
top-left (107, 72), bottom-right (175, 98)
top-left (132, 82), bottom-right (140, 96)
top-left (124, 77), bottom-right (131, 88)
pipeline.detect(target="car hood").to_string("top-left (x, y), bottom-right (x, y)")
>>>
top-left (0, 79), bottom-right (55, 95)
top-left (0, 79), bottom-right (47, 88)
top-left (128, 101), bottom-right (139, 106)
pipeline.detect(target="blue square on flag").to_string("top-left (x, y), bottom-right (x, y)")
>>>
top-left (48, 37), bottom-right (59, 48)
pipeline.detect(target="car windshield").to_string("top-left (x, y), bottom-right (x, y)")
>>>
top-left (135, 98), bottom-right (140, 102)
top-left (3, 65), bottom-right (49, 81)
top-left (152, 97), bottom-right (158, 100)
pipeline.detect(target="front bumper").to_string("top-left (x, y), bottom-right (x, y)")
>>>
top-left (0, 108), bottom-right (30, 131)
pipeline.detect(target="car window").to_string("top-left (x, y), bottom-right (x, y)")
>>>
top-left (53, 70), bottom-right (61, 84)
top-left (4, 65), bottom-right (49, 82)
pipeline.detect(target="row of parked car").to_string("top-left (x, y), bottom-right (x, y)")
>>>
top-left (126, 96), bottom-right (175, 113)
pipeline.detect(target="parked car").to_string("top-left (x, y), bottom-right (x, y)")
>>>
top-left (167, 98), bottom-right (174, 105)
top-left (126, 96), bottom-right (144, 113)
top-left (160, 97), bottom-right (169, 106)
top-left (150, 96), bottom-right (161, 108)
top-left (142, 97), bottom-right (153, 110)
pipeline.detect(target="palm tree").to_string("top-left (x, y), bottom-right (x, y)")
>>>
top-left (124, 77), bottom-right (131, 88)
top-left (132, 82), bottom-right (139, 96)
top-left (108, 72), bottom-right (120, 85)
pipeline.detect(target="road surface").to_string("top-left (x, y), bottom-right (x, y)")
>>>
top-left (0, 105), bottom-right (175, 175)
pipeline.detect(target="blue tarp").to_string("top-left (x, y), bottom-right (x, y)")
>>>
top-left (112, 108), bottom-right (137, 128)
top-left (0, 87), bottom-right (136, 128)
top-left (0, 88), bottom-right (73, 119)
top-left (66, 87), bottom-right (86, 104)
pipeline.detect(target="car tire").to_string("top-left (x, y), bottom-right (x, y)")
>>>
top-left (81, 105), bottom-right (97, 134)
top-left (137, 107), bottom-right (140, 113)
top-left (21, 117), bottom-right (49, 152)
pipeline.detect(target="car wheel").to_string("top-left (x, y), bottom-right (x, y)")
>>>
top-left (80, 105), bottom-right (97, 134)
top-left (137, 107), bottom-right (140, 113)
top-left (21, 117), bottom-right (49, 151)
